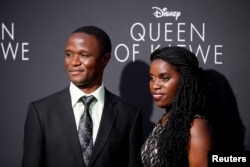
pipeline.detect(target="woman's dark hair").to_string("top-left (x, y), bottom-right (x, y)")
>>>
top-left (72, 25), bottom-right (112, 56)
top-left (151, 46), bottom-right (205, 166)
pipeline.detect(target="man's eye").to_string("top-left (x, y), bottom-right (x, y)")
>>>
top-left (80, 54), bottom-right (88, 57)
top-left (65, 53), bottom-right (72, 57)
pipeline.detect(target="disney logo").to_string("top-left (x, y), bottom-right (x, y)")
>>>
top-left (152, 7), bottom-right (181, 20)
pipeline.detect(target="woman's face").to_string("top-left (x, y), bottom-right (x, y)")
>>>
top-left (149, 59), bottom-right (181, 111)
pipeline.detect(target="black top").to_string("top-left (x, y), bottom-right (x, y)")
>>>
top-left (141, 114), bottom-right (208, 167)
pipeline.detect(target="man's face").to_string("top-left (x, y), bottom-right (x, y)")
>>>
top-left (64, 32), bottom-right (110, 90)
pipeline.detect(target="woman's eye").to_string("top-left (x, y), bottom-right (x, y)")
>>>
top-left (162, 76), bottom-right (169, 81)
top-left (149, 75), bottom-right (155, 81)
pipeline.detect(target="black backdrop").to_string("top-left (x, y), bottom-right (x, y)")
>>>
top-left (1, 0), bottom-right (249, 166)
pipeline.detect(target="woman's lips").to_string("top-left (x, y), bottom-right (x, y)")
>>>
top-left (152, 93), bottom-right (164, 101)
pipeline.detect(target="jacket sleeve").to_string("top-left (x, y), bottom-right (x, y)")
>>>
top-left (22, 102), bottom-right (45, 167)
top-left (128, 107), bottom-right (144, 167)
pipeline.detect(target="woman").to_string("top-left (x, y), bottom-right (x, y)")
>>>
top-left (141, 46), bottom-right (212, 167)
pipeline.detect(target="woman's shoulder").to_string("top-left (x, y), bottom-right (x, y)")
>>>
top-left (190, 116), bottom-right (212, 145)
top-left (190, 115), bottom-right (210, 135)
top-left (188, 115), bottom-right (212, 167)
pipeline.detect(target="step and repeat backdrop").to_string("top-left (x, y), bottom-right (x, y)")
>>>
top-left (1, 0), bottom-right (250, 166)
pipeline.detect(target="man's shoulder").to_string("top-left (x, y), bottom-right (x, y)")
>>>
top-left (32, 87), bottom-right (69, 105)
top-left (105, 89), bottom-right (139, 111)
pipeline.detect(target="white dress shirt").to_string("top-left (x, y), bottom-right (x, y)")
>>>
top-left (69, 82), bottom-right (105, 144)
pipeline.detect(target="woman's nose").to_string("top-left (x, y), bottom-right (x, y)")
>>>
top-left (152, 79), bottom-right (162, 89)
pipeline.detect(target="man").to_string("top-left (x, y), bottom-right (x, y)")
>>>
top-left (22, 26), bottom-right (143, 167)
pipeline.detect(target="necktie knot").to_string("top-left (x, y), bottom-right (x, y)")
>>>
top-left (80, 95), bottom-right (95, 108)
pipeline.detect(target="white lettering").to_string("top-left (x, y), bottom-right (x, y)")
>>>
top-left (130, 22), bottom-right (205, 43)
top-left (165, 23), bottom-right (173, 42)
top-left (22, 42), bottom-right (29, 61)
top-left (132, 44), bottom-right (139, 62)
top-left (152, 7), bottom-right (181, 20)
top-left (214, 45), bottom-right (223, 64)
top-left (149, 23), bottom-right (160, 42)
top-left (177, 23), bottom-right (186, 42)
top-left (1, 42), bottom-right (19, 60)
top-left (212, 155), bottom-right (219, 162)
top-left (189, 45), bottom-right (210, 64)
top-left (191, 23), bottom-right (205, 42)
top-left (211, 154), bottom-right (247, 163)
top-left (151, 44), bottom-right (161, 53)
top-left (114, 43), bottom-right (130, 62)
top-left (130, 23), bottom-right (145, 41)
top-left (1, 22), bottom-right (14, 40)
top-left (1, 42), bottom-right (30, 61)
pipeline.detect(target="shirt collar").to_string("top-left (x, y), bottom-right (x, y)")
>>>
top-left (69, 82), bottom-right (105, 107)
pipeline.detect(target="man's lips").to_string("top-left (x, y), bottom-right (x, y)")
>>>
top-left (69, 69), bottom-right (84, 75)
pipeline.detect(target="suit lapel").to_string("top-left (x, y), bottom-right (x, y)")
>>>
top-left (54, 88), bottom-right (85, 166)
top-left (89, 90), bottom-right (118, 166)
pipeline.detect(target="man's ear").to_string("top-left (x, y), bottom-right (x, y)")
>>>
top-left (102, 53), bottom-right (111, 67)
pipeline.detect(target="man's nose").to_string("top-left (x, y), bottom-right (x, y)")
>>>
top-left (71, 55), bottom-right (81, 66)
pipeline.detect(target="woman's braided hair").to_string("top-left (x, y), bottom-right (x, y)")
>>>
top-left (150, 46), bottom-right (205, 166)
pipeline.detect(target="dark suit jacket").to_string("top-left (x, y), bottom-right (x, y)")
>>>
top-left (22, 87), bottom-right (143, 167)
